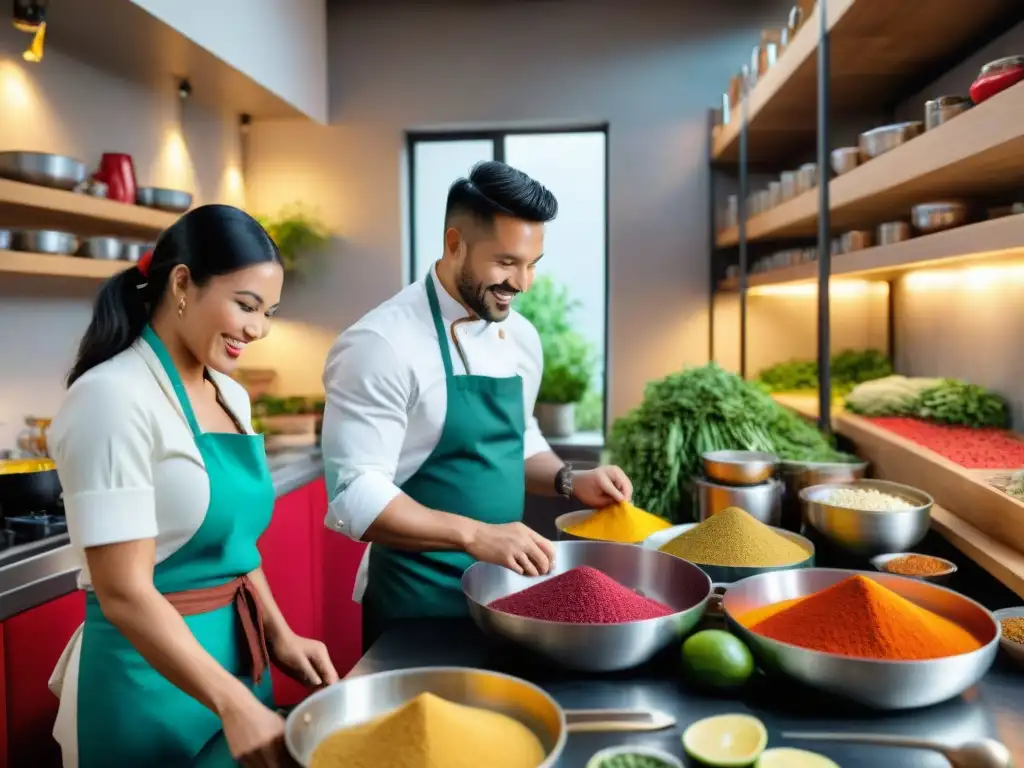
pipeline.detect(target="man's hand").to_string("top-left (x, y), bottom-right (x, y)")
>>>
top-left (465, 521), bottom-right (556, 576)
top-left (572, 465), bottom-right (633, 509)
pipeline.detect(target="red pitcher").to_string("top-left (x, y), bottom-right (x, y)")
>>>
top-left (93, 153), bottom-right (137, 204)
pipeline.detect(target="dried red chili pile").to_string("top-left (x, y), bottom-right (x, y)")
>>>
top-left (488, 566), bottom-right (673, 623)
top-left (868, 417), bottom-right (1024, 469)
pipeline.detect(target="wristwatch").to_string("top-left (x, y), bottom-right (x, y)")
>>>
top-left (554, 463), bottom-right (574, 499)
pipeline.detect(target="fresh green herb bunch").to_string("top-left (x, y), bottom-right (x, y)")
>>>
top-left (914, 379), bottom-right (1009, 429)
top-left (756, 348), bottom-right (893, 395)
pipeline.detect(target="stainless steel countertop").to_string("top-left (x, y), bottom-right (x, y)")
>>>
top-left (0, 449), bottom-right (324, 621)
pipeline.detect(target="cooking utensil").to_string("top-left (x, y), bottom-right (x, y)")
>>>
top-left (800, 479), bottom-right (932, 556)
top-left (9, 229), bottom-right (78, 256)
top-left (971, 55), bottom-right (1024, 105)
top-left (136, 186), bottom-right (193, 213)
top-left (93, 153), bottom-right (136, 204)
top-left (284, 667), bottom-right (566, 767)
top-left (925, 95), bottom-right (971, 130)
top-left (643, 522), bottom-right (814, 586)
top-left (462, 540), bottom-right (712, 672)
top-left (859, 122), bottom-right (924, 161)
top-left (993, 607), bottom-right (1024, 669)
top-left (912, 202), bottom-right (967, 234)
top-left (830, 147), bottom-right (860, 176)
top-left (696, 476), bottom-right (782, 525)
top-left (702, 450), bottom-right (778, 486)
top-left (565, 708), bottom-right (675, 733)
top-left (782, 732), bottom-right (1012, 768)
top-left (723, 568), bottom-right (999, 710)
top-left (0, 458), bottom-right (62, 516)
top-left (77, 236), bottom-right (123, 260)
top-left (0, 151), bottom-right (87, 190)
top-left (877, 221), bottom-right (911, 245)
top-left (586, 745), bottom-right (685, 768)
top-left (121, 241), bottom-right (154, 263)
top-left (840, 230), bottom-right (872, 253)
top-left (870, 553), bottom-right (957, 586)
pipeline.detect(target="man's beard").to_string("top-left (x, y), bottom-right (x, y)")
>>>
top-left (456, 265), bottom-right (517, 323)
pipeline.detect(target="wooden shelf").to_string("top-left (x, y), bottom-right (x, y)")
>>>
top-left (717, 213), bottom-right (1024, 291)
top-left (0, 178), bottom-right (179, 239)
top-left (713, 0), bottom-right (1016, 163)
top-left (0, 250), bottom-right (133, 280)
top-left (715, 80), bottom-right (1024, 247)
top-left (931, 506), bottom-right (1024, 600)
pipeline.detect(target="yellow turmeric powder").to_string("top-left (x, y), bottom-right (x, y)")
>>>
top-left (564, 500), bottom-right (672, 543)
top-left (310, 692), bottom-right (545, 768)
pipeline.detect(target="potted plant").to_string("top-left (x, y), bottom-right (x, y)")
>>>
top-left (515, 277), bottom-right (596, 438)
top-left (256, 204), bottom-right (330, 274)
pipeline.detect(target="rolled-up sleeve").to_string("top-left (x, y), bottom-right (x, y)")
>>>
top-left (50, 377), bottom-right (157, 548)
top-left (321, 327), bottom-right (411, 541)
top-left (519, 322), bottom-right (552, 460)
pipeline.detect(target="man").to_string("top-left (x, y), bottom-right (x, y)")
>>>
top-left (321, 160), bottom-right (633, 650)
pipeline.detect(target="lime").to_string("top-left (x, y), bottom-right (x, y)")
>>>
top-left (682, 714), bottom-right (768, 767)
top-left (756, 748), bottom-right (840, 768)
top-left (681, 630), bottom-right (755, 690)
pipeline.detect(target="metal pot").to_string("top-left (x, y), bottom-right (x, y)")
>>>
top-left (694, 476), bottom-right (781, 525)
top-left (912, 202), bottom-right (967, 234)
top-left (0, 458), bottom-right (62, 516)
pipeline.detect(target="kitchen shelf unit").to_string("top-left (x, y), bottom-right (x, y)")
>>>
top-left (0, 250), bottom-right (132, 280)
top-left (774, 394), bottom-right (1024, 599)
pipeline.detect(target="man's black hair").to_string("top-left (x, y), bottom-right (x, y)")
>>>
top-left (444, 160), bottom-right (558, 227)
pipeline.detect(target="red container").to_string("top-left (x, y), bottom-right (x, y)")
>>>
top-left (93, 153), bottom-right (136, 204)
top-left (969, 55), bottom-right (1024, 105)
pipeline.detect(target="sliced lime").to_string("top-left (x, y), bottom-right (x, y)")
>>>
top-left (682, 714), bottom-right (768, 767)
top-left (755, 747), bottom-right (840, 768)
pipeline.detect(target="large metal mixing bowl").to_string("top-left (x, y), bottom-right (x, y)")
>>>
top-left (462, 540), bottom-right (712, 672)
top-left (723, 568), bottom-right (999, 709)
top-left (800, 479), bottom-right (932, 556)
top-left (642, 523), bottom-right (814, 585)
top-left (695, 476), bottom-right (781, 525)
top-left (284, 666), bottom-right (566, 767)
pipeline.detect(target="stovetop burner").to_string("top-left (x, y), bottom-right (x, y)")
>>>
top-left (0, 506), bottom-right (67, 551)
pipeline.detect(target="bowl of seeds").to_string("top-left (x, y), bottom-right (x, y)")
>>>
top-left (993, 607), bottom-right (1024, 668)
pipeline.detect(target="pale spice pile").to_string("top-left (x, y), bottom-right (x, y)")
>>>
top-left (825, 487), bottom-right (913, 512)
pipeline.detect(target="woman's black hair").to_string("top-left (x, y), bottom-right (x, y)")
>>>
top-left (66, 204), bottom-right (282, 387)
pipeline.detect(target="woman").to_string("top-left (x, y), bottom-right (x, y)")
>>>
top-left (47, 204), bottom-right (338, 767)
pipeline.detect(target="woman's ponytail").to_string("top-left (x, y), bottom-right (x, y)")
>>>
top-left (66, 266), bottom-right (151, 386)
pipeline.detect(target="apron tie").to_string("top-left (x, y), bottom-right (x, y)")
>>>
top-left (164, 575), bottom-right (270, 685)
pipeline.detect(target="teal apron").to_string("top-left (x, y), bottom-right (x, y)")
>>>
top-left (75, 325), bottom-right (275, 767)
top-left (362, 274), bottom-right (526, 650)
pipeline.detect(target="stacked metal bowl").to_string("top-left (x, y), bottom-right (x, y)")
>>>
top-left (696, 450), bottom-right (782, 525)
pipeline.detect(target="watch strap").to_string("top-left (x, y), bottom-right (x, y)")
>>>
top-left (555, 463), bottom-right (574, 499)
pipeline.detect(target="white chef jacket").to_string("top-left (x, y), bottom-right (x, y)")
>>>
top-left (321, 264), bottom-right (551, 602)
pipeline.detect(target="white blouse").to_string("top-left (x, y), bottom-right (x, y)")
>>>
top-left (49, 335), bottom-right (255, 590)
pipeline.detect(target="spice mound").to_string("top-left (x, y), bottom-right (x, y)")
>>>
top-left (825, 487), bottom-right (913, 512)
top-left (1001, 617), bottom-right (1024, 645)
top-left (564, 500), bottom-right (672, 543)
top-left (489, 566), bottom-right (674, 623)
top-left (743, 575), bottom-right (982, 660)
top-left (882, 554), bottom-right (952, 577)
top-left (309, 692), bottom-right (545, 768)
top-left (659, 506), bottom-right (810, 567)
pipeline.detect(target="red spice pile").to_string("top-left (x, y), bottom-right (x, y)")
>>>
top-left (868, 417), bottom-right (1024, 469)
top-left (488, 566), bottom-right (674, 623)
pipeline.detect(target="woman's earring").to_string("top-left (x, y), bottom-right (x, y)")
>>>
top-left (177, 297), bottom-right (186, 318)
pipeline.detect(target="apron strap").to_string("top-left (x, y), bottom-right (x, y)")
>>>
top-left (425, 271), bottom-right (455, 379)
top-left (140, 324), bottom-right (203, 437)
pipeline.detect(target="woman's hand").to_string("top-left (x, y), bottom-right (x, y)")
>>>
top-left (220, 695), bottom-right (293, 767)
top-left (270, 631), bottom-right (339, 688)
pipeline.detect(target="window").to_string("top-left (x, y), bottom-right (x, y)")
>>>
top-left (406, 128), bottom-right (609, 434)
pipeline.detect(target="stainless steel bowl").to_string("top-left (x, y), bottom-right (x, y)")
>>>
top-left (877, 221), bottom-right (911, 245)
top-left (830, 147), bottom-right (860, 176)
top-left (992, 607), bottom-right (1024, 669)
top-left (462, 540), bottom-right (712, 672)
top-left (912, 201), bottom-right (967, 234)
top-left (695, 476), bottom-right (781, 526)
top-left (9, 229), bottom-right (78, 256)
top-left (870, 552), bottom-right (957, 586)
top-left (284, 667), bottom-right (566, 767)
top-left (121, 241), bottom-right (154, 263)
top-left (77, 236), bottom-right (123, 260)
top-left (723, 568), bottom-right (1000, 709)
top-left (702, 450), bottom-right (778, 486)
top-left (859, 122), bottom-right (924, 161)
top-left (800, 479), bottom-right (932, 556)
top-left (925, 95), bottom-right (971, 130)
top-left (586, 745), bottom-right (685, 768)
top-left (554, 509), bottom-right (640, 543)
top-left (0, 151), bottom-right (87, 190)
top-left (136, 186), bottom-right (193, 213)
top-left (643, 523), bottom-right (814, 586)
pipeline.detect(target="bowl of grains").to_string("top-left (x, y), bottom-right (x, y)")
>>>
top-left (870, 553), bottom-right (957, 585)
top-left (800, 479), bottom-right (933, 556)
top-left (993, 607), bottom-right (1024, 668)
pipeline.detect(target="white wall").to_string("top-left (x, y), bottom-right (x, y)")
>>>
top-left (243, 0), bottom-right (793, 421)
top-left (130, 0), bottom-right (328, 123)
